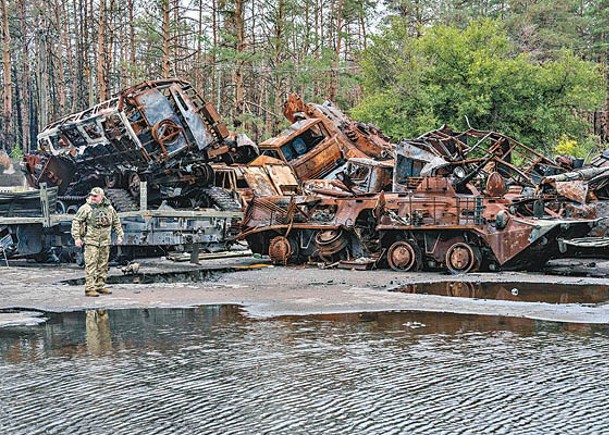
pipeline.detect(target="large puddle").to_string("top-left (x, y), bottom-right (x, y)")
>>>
top-left (391, 281), bottom-right (609, 304)
top-left (1, 307), bottom-right (609, 434)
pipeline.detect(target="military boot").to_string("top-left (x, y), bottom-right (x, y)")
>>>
top-left (97, 288), bottom-right (112, 295)
top-left (85, 290), bottom-right (100, 297)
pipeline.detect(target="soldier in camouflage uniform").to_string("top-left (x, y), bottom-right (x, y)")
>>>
top-left (71, 187), bottom-right (124, 297)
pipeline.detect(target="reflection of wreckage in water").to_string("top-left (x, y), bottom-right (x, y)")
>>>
top-left (237, 126), bottom-right (601, 273)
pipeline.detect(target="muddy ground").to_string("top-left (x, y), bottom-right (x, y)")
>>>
top-left (1, 255), bottom-right (609, 326)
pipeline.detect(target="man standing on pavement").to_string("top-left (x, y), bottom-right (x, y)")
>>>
top-left (71, 187), bottom-right (124, 297)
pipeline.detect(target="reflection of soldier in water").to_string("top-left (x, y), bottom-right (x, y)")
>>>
top-left (85, 309), bottom-right (112, 356)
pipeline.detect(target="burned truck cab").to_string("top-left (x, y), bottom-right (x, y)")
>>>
top-left (259, 119), bottom-right (341, 181)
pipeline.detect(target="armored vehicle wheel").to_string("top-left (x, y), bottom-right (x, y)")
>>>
top-left (445, 242), bottom-right (480, 274)
top-left (314, 229), bottom-right (348, 261)
top-left (268, 236), bottom-right (298, 265)
top-left (387, 240), bottom-right (420, 272)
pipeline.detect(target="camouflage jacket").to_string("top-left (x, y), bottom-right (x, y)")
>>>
top-left (71, 197), bottom-right (124, 247)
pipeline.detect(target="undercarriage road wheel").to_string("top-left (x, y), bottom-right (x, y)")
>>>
top-left (127, 172), bottom-right (141, 198)
top-left (56, 200), bottom-right (67, 214)
top-left (268, 236), bottom-right (298, 265)
top-left (387, 240), bottom-right (419, 272)
top-left (66, 205), bottom-right (79, 214)
top-left (105, 172), bottom-right (122, 189)
top-left (314, 229), bottom-right (348, 261)
top-left (445, 242), bottom-right (480, 274)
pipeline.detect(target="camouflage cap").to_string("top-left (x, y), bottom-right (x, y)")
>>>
top-left (89, 187), bottom-right (105, 197)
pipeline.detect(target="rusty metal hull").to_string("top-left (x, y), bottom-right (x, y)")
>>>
top-left (260, 94), bottom-right (395, 182)
top-left (237, 185), bottom-right (596, 273)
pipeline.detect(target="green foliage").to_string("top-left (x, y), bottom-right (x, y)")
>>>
top-left (554, 134), bottom-right (600, 159)
top-left (352, 19), bottom-right (605, 149)
top-left (9, 144), bottom-right (23, 160)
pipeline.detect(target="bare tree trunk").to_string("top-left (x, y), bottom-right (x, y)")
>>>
top-left (359, 0), bottom-right (368, 50)
top-left (196, 0), bottom-right (203, 89)
top-left (18, 0), bottom-right (31, 152)
top-left (161, 0), bottom-right (171, 78)
top-left (74, 0), bottom-right (86, 110)
top-left (107, 0), bottom-right (116, 93)
top-left (273, 0), bottom-right (285, 130)
top-left (315, 0), bottom-right (322, 97)
top-left (61, 0), bottom-right (77, 111)
top-left (173, 0), bottom-right (179, 76)
top-left (328, 0), bottom-right (345, 100)
top-left (53, 0), bottom-right (67, 114)
top-left (37, 32), bottom-right (49, 129)
top-left (97, 0), bottom-right (109, 100)
top-left (212, 0), bottom-right (218, 103)
top-left (234, 0), bottom-right (246, 117)
top-left (0, 0), bottom-right (13, 151)
top-left (128, 0), bottom-right (136, 83)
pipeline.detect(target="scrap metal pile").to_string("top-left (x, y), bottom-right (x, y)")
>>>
top-left (5, 77), bottom-right (609, 270)
top-left (3, 79), bottom-right (266, 262)
top-left (238, 122), bottom-right (607, 273)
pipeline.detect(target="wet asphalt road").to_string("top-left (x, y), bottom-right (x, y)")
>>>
top-left (1, 259), bottom-right (609, 324)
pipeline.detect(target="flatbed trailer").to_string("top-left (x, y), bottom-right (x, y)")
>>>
top-left (0, 183), bottom-right (241, 263)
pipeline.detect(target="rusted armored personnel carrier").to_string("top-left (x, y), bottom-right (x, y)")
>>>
top-left (237, 189), bottom-right (595, 273)
top-left (22, 78), bottom-right (258, 212)
top-left (237, 127), bottom-right (597, 273)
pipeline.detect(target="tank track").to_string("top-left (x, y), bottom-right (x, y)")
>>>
top-left (105, 188), bottom-right (139, 212)
top-left (202, 186), bottom-right (242, 211)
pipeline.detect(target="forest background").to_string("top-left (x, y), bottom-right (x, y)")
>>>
top-left (0, 0), bottom-right (608, 158)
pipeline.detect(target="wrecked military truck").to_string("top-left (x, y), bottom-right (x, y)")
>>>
top-left (259, 94), bottom-right (394, 181)
top-left (3, 79), bottom-right (259, 262)
top-left (237, 126), bottom-right (598, 273)
top-left (22, 78), bottom-right (258, 212)
top-left (0, 181), bottom-right (242, 262)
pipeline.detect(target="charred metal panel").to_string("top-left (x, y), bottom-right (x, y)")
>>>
top-left (24, 79), bottom-right (258, 213)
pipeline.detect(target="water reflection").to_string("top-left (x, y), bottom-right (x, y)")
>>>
top-left (1, 307), bottom-right (609, 434)
top-left (392, 281), bottom-right (609, 304)
top-left (1, 308), bottom-right (609, 363)
top-left (85, 309), bottom-right (112, 356)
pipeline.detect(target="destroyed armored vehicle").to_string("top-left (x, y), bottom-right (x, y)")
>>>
top-left (237, 126), bottom-right (597, 273)
top-left (302, 158), bottom-right (393, 197)
top-left (238, 194), bottom-right (382, 266)
top-left (22, 78), bottom-right (258, 212)
top-left (238, 185), bottom-right (595, 274)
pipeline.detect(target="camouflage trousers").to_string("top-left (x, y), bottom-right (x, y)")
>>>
top-left (84, 244), bottom-right (110, 293)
